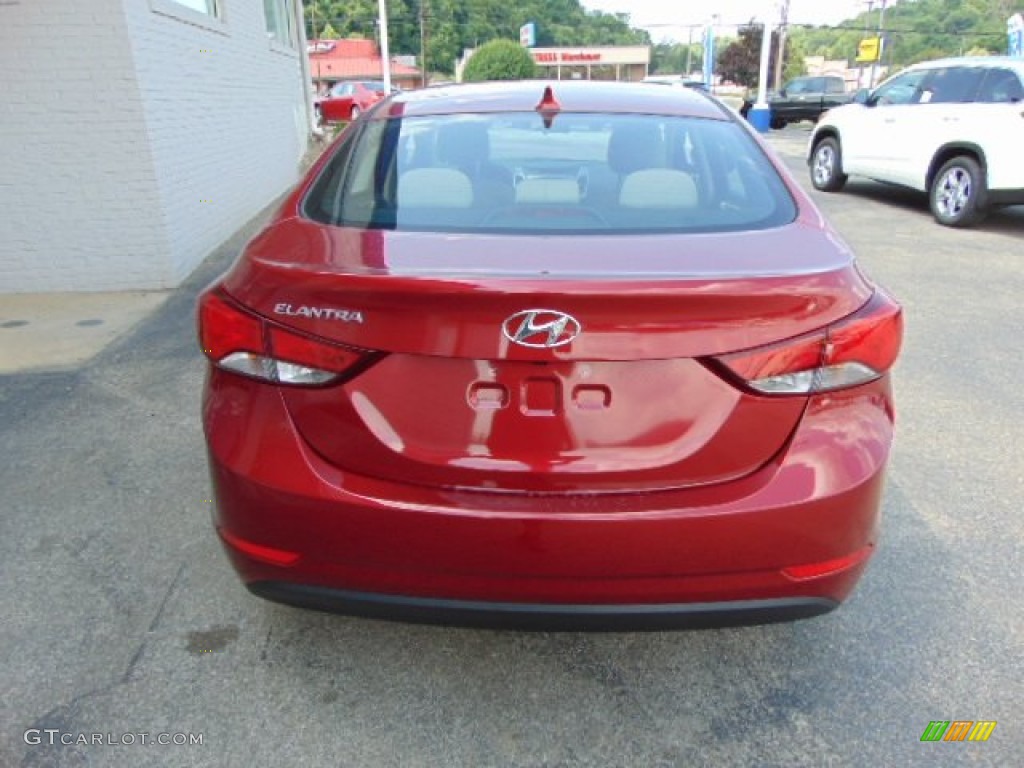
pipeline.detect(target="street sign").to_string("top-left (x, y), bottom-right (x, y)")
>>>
top-left (702, 24), bottom-right (715, 87)
top-left (856, 37), bottom-right (882, 63)
top-left (1009, 14), bottom-right (1023, 58)
top-left (520, 22), bottom-right (536, 48)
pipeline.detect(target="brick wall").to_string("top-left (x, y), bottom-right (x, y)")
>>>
top-left (0, 0), bottom-right (309, 293)
top-left (0, 0), bottom-right (170, 292)
top-left (123, 0), bottom-right (310, 285)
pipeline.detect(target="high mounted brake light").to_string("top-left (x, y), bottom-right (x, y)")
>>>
top-left (712, 290), bottom-right (903, 395)
top-left (198, 288), bottom-right (379, 386)
top-left (536, 85), bottom-right (561, 129)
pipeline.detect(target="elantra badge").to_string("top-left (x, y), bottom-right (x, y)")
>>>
top-left (502, 309), bottom-right (580, 349)
top-left (273, 303), bottom-right (364, 323)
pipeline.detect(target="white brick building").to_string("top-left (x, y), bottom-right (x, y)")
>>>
top-left (0, 0), bottom-right (312, 293)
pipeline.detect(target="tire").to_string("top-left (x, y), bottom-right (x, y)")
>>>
top-left (929, 155), bottom-right (988, 228)
top-left (349, 105), bottom-right (361, 121)
top-left (810, 137), bottom-right (848, 192)
top-left (313, 105), bottom-right (323, 130)
top-left (770, 117), bottom-right (786, 130)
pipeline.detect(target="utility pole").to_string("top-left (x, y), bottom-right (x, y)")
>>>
top-left (749, 18), bottom-right (774, 132)
top-left (862, 1), bottom-right (874, 89)
top-left (774, 0), bottom-right (791, 92)
top-left (869, 0), bottom-right (887, 88)
top-left (419, 0), bottom-right (429, 88)
top-left (685, 25), bottom-right (693, 76)
top-left (378, 0), bottom-right (392, 92)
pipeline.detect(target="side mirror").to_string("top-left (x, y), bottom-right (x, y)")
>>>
top-left (853, 88), bottom-right (871, 105)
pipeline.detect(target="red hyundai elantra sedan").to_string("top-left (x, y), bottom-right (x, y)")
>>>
top-left (199, 81), bottom-right (902, 630)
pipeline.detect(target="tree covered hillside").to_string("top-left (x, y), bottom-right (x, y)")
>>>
top-left (789, 0), bottom-right (1022, 70)
top-left (304, 0), bottom-right (650, 74)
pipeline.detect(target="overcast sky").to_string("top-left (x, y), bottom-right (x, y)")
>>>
top-left (582, 0), bottom-right (874, 42)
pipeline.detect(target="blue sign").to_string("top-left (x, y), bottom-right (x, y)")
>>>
top-left (1010, 14), bottom-right (1024, 57)
top-left (520, 22), bottom-right (536, 48)
top-left (702, 24), bottom-right (715, 86)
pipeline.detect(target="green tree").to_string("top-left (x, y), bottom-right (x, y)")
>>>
top-left (651, 42), bottom-right (703, 75)
top-left (462, 39), bottom-right (537, 81)
top-left (717, 24), bottom-right (793, 89)
top-left (305, 0), bottom-right (651, 77)
top-left (304, 1), bottom-right (417, 54)
top-left (783, 35), bottom-right (808, 81)
top-left (787, 0), bottom-right (1016, 72)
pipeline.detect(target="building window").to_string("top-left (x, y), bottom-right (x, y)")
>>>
top-left (170, 0), bottom-right (221, 16)
top-left (264, 0), bottom-right (297, 48)
top-left (150, 0), bottom-right (226, 31)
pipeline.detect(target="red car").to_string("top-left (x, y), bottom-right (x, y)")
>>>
top-left (199, 81), bottom-right (903, 630)
top-left (315, 80), bottom-right (389, 124)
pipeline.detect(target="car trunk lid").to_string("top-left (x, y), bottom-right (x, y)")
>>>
top-left (222, 219), bottom-right (871, 493)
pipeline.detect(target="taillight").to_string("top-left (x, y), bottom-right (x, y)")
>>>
top-left (198, 288), bottom-right (378, 386)
top-left (712, 289), bottom-right (902, 395)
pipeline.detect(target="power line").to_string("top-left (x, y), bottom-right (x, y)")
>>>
top-left (305, 11), bottom-right (1012, 43)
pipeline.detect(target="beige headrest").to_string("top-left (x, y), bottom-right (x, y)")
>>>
top-left (619, 169), bottom-right (698, 209)
top-left (397, 168), bottom-right (473, 208)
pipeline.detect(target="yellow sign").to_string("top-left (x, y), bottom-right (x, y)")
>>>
top-left (856, 37), bottom-right (882, 63)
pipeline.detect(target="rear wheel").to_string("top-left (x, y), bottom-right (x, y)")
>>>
top-left (349, 105), bottom-right (361, 121)
top-left (929, 156), bottom-right (988, 228)
top-left (810, 137), bottom-right (847, 192)
top-left (770, 117), bottom-right (786, 130)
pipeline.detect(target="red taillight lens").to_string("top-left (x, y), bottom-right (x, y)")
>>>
top-left (713, 289), bottom-right (903, 395)
top-left (198, 290), bottom-right (263, 361)
top-left (197, 288), bottom-right (378, 386)
top-left (267, 326), bottom-right (366, 374)
top-left (825, 289), bottom-right (903, 374)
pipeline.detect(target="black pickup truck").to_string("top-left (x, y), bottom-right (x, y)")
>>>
top-left (741, 75), bottom-right (853, 129)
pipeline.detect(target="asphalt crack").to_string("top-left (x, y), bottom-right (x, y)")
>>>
top-left (21, 561), bottom-right (188, 766)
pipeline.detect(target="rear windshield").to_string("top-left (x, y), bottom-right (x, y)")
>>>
top-left (303, 112), bottom-right (796, 234)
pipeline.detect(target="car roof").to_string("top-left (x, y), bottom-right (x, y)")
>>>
top-left (904, 56), bottom-right (1024, 76)
top-left (380, 80), bottom-right (730, 120)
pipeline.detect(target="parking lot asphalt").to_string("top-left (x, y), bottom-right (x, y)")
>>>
top-left (2, 126), bottom-right (1022, 768)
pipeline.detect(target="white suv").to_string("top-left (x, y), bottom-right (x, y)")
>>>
top-left (807, 57), bottom-right (1024, 227)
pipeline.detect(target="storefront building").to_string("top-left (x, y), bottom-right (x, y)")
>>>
top-left (528, 46), bottom-right (650, 82)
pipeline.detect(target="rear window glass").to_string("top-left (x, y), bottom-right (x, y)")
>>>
top-left (303, 112), bottom-right (797, 235)
top-left (922, 67), bottom-right (985, 103)
top-left (977, 68), bottom-right (1024, 103)
top-left (786, 78), bottom-right (821, 94)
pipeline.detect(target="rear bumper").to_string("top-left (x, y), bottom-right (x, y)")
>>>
top-left (249, 582), bottom-right (837, 631)
top-left (204, 369), bottom-right (894, 628)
